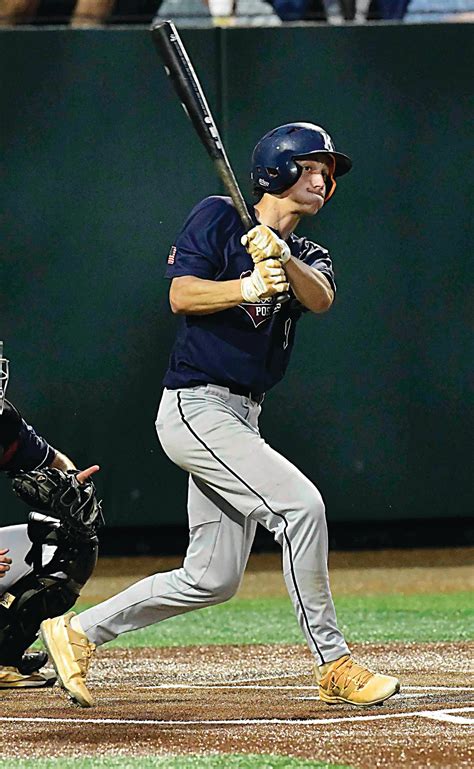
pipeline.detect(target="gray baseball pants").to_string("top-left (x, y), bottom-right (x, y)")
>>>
top-left (80, 385), bottom-right (350, 665)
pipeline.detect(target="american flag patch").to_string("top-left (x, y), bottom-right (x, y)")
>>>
top-left (167, 245), bottom-right (177, 265)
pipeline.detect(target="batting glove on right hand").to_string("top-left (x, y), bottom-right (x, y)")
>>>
top-left (241, 224), bottom-right (291, 265)
top-left (240, 259), bottom-right (289, 303)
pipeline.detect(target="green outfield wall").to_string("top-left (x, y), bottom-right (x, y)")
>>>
top-left (1, 25), bottom-right (472, 528)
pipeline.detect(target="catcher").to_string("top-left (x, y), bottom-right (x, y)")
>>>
top-left (0, 344), bottom-right (103, 688)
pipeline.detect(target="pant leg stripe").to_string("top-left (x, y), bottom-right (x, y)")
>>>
top-left (176, 391), bottom-right (326, 666)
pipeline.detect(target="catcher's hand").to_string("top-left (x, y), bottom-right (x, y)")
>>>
top-left (11, 466), bottom-right (104, 541)
top-left (0, 548), bottom-right (12, 577)
top-left (241, 224), bottom-right (291, 265)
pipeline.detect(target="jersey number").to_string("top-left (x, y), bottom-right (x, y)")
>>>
top-left (283, 318), bottom-right (292, 350)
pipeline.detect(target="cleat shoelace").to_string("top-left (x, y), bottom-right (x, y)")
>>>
top-left (327, 658), bottom-right (374, 694)
top-left (69, 635), bottom-right (95, 678)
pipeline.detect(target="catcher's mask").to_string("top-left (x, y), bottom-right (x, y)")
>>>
top-left (0, 341), bottom-right (9, 416)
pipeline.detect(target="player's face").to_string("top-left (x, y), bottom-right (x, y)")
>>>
top-left (286, 157), bottom-right (334, 214)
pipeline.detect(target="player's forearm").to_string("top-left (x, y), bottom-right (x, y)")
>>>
top-left (284, 258), bottom-right (334, 314)
top-left (169, 276), bottom-right (244, 315)
top-left (50, 450), bottom-right (77, 472)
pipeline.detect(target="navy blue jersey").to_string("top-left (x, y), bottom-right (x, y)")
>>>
top-left (163, 196), bottom-right (335, 396)
top-left (0, 400), bottom-right (56, 474)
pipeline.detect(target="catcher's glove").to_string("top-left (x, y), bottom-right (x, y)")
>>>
top-left (11, 467), bottom-right (104, 541)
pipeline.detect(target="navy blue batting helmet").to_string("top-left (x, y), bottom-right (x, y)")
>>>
top-left (251, 122), bottom-right (352, 200)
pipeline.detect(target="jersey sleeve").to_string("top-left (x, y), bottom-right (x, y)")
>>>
top-left (165, 196), bottom-right (238, 280)
top-left (300, 242), bottom-right (336, 295)
top-left (0, 402), bottom-right (56, 474)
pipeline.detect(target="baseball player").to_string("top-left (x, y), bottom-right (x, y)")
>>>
top-left (0, 344), bottom-right (102, 688)
top-left (41, 122), bottom-right (400, 708)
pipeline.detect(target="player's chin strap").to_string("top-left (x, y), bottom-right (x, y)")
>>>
top-left (0, 512), bottom-right (98, 667)
top-left (0, 340), bottom-right (10, 417)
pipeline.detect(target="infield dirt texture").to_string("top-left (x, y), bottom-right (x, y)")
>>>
top-left (1, 548), bottom-right (473, 769)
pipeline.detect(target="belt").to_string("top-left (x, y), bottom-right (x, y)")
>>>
top-left (228, 386), bottom-right (265, 405)
top-left (184, 383), bottom-right (265, 406)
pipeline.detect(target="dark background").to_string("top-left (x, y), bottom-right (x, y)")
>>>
top-left (1, 25), bottom-right (473, 550)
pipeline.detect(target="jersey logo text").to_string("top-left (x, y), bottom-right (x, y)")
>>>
top-left (238, 272), bottom-right (282, 328)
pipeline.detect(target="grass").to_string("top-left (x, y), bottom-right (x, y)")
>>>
top-left (67, 591), bottom-right (472, 649)
top-left (8, 757), bottom-right (355, 769)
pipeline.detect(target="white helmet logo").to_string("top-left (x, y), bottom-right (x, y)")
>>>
top-left (317, 127), bottom-right (335, 151)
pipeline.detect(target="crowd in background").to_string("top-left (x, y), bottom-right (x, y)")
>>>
top-left (0, 0), bottom-right (473, 27)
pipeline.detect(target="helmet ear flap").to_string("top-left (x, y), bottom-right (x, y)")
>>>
top-left (324, 155), bottom-right (337, 202)
top-left (252, 155), bottom-right (302, 195)
top-left (282, 157), bottom-right (303, 192)
top-left (324, 175), bottom-right (337, 202)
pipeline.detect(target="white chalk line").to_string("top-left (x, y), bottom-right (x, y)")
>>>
top-left (296, 693), bottom-right (429, 701)
top-left (139, 683), bottom-right (474, 692)
top-left (139, 683), bottom-right (315, 690)
top-left (419, 712), bottom-right (474, 725)
top-left (1, 706), bottom-right (473, 728)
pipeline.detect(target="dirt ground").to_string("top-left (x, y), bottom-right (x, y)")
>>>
top-left (1, 549), bottom-right (473, 769)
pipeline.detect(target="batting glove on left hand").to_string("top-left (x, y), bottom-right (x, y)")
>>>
top-left (241, 224), bottom-right (291, 265)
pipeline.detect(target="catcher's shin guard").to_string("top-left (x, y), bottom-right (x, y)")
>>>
top-left (0, 522), bottom-right (98, 666)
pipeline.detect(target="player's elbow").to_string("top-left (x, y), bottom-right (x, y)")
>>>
top-left (169, 295), bottom-right (185, 315)
top-left (169, 277), bottom-right (195, 314)
top-left (169, 284), bottom-right (187, 314)
top-left (300, 286), bottom-right (334, 314)
top-left (308, 279), bottom-right (334, 314)
top-left (315, 287), bottom-right (334, 313)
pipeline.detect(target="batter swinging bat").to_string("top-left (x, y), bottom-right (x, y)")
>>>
top-left (151, 20), bottom-right (253, 231)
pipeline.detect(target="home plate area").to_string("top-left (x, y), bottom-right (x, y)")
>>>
top-left (1, 642), bottom-right (472, 768)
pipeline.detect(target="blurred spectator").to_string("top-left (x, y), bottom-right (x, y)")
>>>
top-left (2, 0), bottom-right (471, 25)
top-left (204, 0), bottom-right (329, 20)
top-left (366, 0), bottom-right (408, 18)
top-left (0, 0), bottom-right (116, 25)
top-left (156, 0), bottom-right (279, 24)
top-left (205, 0), bottom-right (237, 23)
top-left (404, 0), bottom-right (474, 21)
top-left (207, 0), bottom-right (236, 15)
top-left (267, 0), bottom-right (326, 19)
top-left (71, 0), bottom-right (115, 25)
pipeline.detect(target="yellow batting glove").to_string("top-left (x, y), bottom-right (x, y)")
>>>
top-left (240, 259), bottom-right (289, 303)
top-left (241, 224), bottom-right (291, 265)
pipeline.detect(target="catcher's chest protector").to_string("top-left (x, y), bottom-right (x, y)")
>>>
top-left (0, 518), bottom-right (98, 666)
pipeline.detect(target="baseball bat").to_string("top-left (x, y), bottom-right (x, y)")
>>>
top-left (151, 20), bottom-right (253, 231)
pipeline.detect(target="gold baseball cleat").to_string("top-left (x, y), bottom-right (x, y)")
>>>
top-left (315, 655), bottom-right (400, 707)
top-left (0, 665), bottom-right (56, 688)
top-left (40, 612), bottom-right (95, 707)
